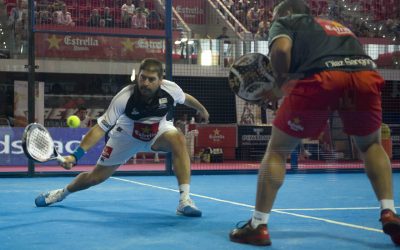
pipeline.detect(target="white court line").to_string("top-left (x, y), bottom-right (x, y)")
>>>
top-left (272, 210), bottom-right (383, 233)
top-left (277, 207), bottom-right (399, 211)
top-left (111, 177), bottom-right (391, 234)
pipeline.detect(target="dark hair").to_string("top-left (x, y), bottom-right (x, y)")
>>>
top-left (139, 58), bottom-right (164, 79)
top-left (274, 0), bottom-right (310, 17)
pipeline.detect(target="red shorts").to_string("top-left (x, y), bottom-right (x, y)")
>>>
top-left (273, 70), bottom-right (384, 138)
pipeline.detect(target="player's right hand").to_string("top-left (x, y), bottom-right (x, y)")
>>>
top-left (61, 155), bottom-right (76, 170)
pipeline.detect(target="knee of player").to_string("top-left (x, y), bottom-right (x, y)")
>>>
top-left (358, 142), bottom-right (381, 153)
top-left (170, 134), bottom-right (188, 153)
top-left (176, 132), bottom-right (187, 145)
top-left (167, 131), bottom-right (187, 146)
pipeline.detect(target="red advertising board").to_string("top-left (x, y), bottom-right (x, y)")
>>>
top-left (173, 0), bottom-right (205, 24)
top-left (34, 25), bottom-right (180, 61)
top-left (195, 124), bottom-right (237, 159)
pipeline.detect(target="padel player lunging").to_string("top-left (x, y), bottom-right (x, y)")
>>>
top-left (229, 0), bottom-right (400, 246)
top-left (35, 58), bottom-right (209, 217)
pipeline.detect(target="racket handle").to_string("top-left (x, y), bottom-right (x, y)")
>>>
top-left (56, 154), bottom-right (66, 163)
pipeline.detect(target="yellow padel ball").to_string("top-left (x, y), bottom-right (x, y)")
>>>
top-left (67, 115), bottom-right (81, 128)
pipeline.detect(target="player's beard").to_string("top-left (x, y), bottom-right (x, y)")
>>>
top-left (139, 86), bottom-right (155, 103)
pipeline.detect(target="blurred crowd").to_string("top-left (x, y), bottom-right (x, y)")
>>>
top-left (6, 0), bottom-right (165, 29)
top-left (3, 0), bottom-right (400, 63)
top-left (220, 0), bottom-right (400, 41)
top-left (5, 0), bottom-right (400, 40)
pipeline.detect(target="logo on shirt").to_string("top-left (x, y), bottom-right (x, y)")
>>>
top-left (131, 108), bottom-right (139, 115)
top-left (315, 18), bottom-right (354, 37)
top-left (288, 117), bottom-right (304, 132)
top-left (101, 120), bottom-right (112, 129)
top-left (158, 98), bottom-right (168, 109)
top-left (101, 146), bottom-right (113, 159)
top-left (159, 98), bottom-right (168, 104)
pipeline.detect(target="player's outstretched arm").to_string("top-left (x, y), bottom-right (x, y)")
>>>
top-left (183, 93), bottom-right (209, 123)
top-left (61, 124), bottom-right (106, 169)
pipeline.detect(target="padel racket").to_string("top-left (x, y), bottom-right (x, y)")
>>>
top-left (22, 123), bottom-right (65, 163)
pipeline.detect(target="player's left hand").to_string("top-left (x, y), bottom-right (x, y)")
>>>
top-left (60, 155), bottom-right (76, 170)
top-left (197, 109), bottom-right (210, 123)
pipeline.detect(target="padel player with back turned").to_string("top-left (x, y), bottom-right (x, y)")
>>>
top-left (229, 0), bottom-right (400, 246)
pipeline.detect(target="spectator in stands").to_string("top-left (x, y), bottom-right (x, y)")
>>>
top-left (121, 0), bottom-right (135, 28)
top-left (102, 7), bottom-right (115, 27)
top-left (99, 19), bottom-right (106, 27)
top-left (217, 26), bottom-right (231, 60)
top-left (246, 2), bottom-right (261, 33)
top-left (231, 1), bottom-right (246, 26)
top-left (54, 4), bottom-right (75, 26)
top-left (37, 6), bottom-right (53, 25)
top-left (257, 3), bottom-right (266, 21)
top-left (135, 0), bottom-right (148, 17)
top-left (254, 24), bottom-right (268, 41)
top-left (147, 10), bottom-right (161, 29)
top-left (132, 9), bottom-right (147, 29)
top-left (74, 106), bottom-right (94, 128)
top-left (258, 14), bottom-right (270, 37)
top-left (222, 0), bottom-right (234, 10)
top-left (14, 7), bottom-right (28, 54)
top-left (216, 26), bottom-right (230, 41)
top-left (7, 0), bottom-right (27, 54)
top-left (87, 8), bottom-right (101, 27)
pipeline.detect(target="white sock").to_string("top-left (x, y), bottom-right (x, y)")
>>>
top-left (61, 187), bottom-right (71, 199)
top-left (380, 199), bottom-right (397, 213)
top-left (179, 184), bottom-right (190, 201)
top-left (251, 211), bottom-right (270, 228)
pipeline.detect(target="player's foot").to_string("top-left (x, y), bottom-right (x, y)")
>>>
top-left (229, 220), bottom-right (271, 246)
top-left (380, 209), bottom-right (400, 245)
top-left (35, 189), bottom-right (65, 207)
top-left (176, 199), bottom-right (202, 217)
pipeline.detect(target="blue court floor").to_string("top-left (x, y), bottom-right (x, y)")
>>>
top-left (0, 173), bottom-right (399, 250)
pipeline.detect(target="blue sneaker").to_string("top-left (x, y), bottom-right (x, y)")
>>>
top-left (176, 199), bottom-right (202, 217)
top-left (35, 189), bottom-right (65, 207)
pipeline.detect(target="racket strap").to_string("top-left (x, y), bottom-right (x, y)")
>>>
top-left (72, 146), bottom-right (86, 163)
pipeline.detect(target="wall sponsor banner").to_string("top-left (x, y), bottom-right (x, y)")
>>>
top-left (0, 127), bottom-right (104, 166)
top-left (195, 124), bottom-right (237, 159)
top-left (238, 125), bottom-right (272, 146)
top-left (173, 0), bottom-right (205, 24)
top-left (35, 31), bottom-right (178, 61)
top-left (36, 33), bottom-right (163, 60)
top-left (196, 124), bottom-right (237, 148)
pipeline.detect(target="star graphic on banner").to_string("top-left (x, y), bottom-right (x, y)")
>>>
top-left (213, 129), bottom-right (220, 135)
top-left (121, 38), bottom-right (135, 52)
top-left (46, 35), bottom-right (62, 49)
top-left (141, 126), bottom-right (151, 133)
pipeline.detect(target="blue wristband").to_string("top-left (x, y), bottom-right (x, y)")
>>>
top-left (72, 146), bottom-right (86, 162)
